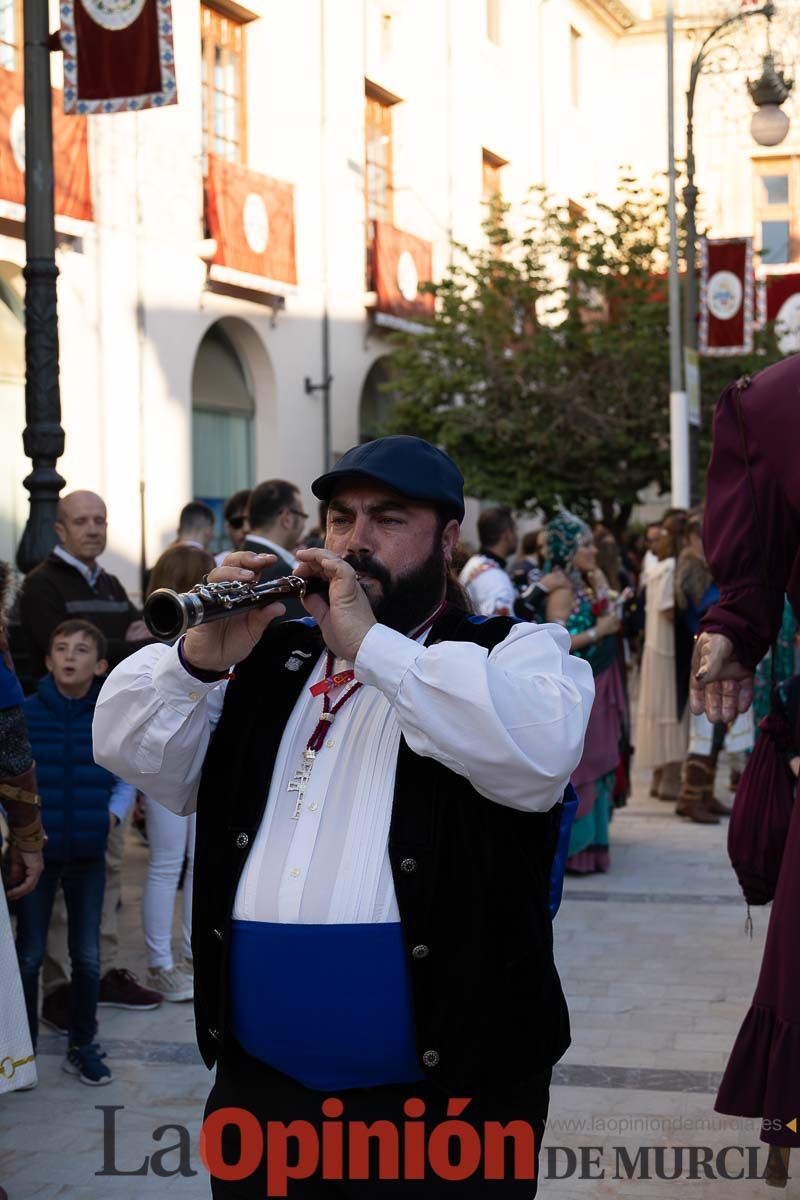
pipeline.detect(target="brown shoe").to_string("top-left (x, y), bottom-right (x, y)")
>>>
top-left (40, 983), bottom-right (71, 1035)
top-left (98, 968), bottom-right (162, 1010)
top-left (657, 761), bottom-right (682, 803)
top-left (676, 757), bottom-right (720, 824)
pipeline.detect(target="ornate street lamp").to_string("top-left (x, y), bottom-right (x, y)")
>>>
top-left (680, 1), bottom-right (792, 503)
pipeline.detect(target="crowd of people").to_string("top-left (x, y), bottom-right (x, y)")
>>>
top-left (1, 401), bottom-right (799, 1193)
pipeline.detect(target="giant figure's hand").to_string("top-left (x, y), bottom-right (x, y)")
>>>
top-left (690, 632), bottom-right (755, 723)
top-left (182, 553), bottom-right (286, 673)
top-left (295, 549), bottom-right (376, 662)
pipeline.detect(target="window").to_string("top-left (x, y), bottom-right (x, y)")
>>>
top-left (754, 160), bottom-right (796, 265)
top-left (486, 0), bottom-right (500, 44)
top-left (365, 85), bottom-right (395, 226)
top-left (365, 84), bottom-right (397, 288)
top-left (570, 26), bottom-right (582, 109)
top-left (0, 0), bottom-right (22, 71)
top-left (201, 4), bottom-right (247, 165)
top-left (482, 149), bottom-right (505, 202)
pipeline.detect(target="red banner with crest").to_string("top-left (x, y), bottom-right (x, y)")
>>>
top-left (59, 0), bottom-right (177, 115)
top-left (373, 222), bottom-right (434, 320)
top-left (0, 67), bottom-right (92, 221)
top-left (206, 156), bottom-right (297, 287)
top-left (699, 238), bottom-right (754, 356)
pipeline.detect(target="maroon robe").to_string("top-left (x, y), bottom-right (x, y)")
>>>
top-left (701, 354), bottom-right (800, 1148)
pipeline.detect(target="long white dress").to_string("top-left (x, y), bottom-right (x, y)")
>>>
top-left (636, 557), bottom-right (689, 770)
top-left (0, 885), bottom-right (37, 1093)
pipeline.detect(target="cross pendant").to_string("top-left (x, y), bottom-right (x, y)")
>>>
top-left (287, 749), bottom-right (316, 820)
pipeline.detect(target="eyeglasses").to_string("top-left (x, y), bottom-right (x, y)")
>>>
top-left (290, 508), bottom-right (309, 521)
top-left (227, 516), bottom-right (247, 531)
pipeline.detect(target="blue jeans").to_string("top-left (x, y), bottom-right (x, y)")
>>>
top-left (15, 856), bottom-right (106, 1047)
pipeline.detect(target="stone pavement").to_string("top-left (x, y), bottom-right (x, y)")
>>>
top-left (0, 759), bottom-right (788, 1199)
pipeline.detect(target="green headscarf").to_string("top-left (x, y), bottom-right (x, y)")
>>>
top-left (545, 508), bottom-right (592, 576)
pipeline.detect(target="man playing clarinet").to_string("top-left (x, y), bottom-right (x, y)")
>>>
top-left (94, 435), bottom-right (593, 1198)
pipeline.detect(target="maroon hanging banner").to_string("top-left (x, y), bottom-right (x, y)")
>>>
top-left (765, 273), bottom-right (800, 354)
top-left (699, 237), bottom-right (754, 356)
top-left (60, 0), bottom-right (177, 115)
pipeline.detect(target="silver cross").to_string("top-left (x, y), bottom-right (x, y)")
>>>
top-left (287, 748), bottom-right (316, 820)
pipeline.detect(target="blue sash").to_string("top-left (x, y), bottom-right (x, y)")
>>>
top-left (229, 919), bottom-right (424, 1091)
top-left (548, 786), bottom-right (579, 917)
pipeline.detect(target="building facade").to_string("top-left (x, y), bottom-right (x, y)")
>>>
top-left (1, 0), bottom-right (799, 593)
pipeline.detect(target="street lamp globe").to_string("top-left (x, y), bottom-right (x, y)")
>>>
top-left (748, 51), bottom-right (792, 147)
top-left (751, 103), bottom-right (790, 146)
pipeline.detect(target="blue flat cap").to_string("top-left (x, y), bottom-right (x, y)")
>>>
top-left (312, 435), bottom-right (465, 522)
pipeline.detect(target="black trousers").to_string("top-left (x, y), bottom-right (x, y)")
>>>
top-left (204, 1039), bottom-right (550, 1198)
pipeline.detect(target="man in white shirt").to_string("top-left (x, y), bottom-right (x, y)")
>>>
top-left (94, 436), bottom-right (593, 1197)
top-left (459, 505), bottom-right (519, 616)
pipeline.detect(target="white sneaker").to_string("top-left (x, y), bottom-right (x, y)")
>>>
top-left (146, 965), bottom-right (193, 1003)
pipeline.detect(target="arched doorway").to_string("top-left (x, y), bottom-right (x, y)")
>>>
top-left (359, 356), bottom-right (398, 443)
top-left (0, 264), bottom-right (26, 564)
top-left (191, 320), bottom-right (256, 549)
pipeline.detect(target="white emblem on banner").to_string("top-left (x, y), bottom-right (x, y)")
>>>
top-left (243, 193), bottom-right (269, 255)
top-left (9, 106), bottom-right (25, 173)
top-left (775, 293), bottom-right (800, 355)
top-left (397, 251), bottom-right (419, 302)
top-left (79, 0), bottom-right (148, 30)
top-left (707, 271), bottom-right (743, 321)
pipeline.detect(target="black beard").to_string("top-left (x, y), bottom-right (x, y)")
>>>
top-left (344, 545), bottom-right (448, 633)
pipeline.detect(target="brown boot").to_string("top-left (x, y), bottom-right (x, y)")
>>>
top-left (676, 757), bottom-right (720, 824)
top-left (708, 794), bottom-right (733, 817)
top-left (657, 761), bottom-right (682, 802)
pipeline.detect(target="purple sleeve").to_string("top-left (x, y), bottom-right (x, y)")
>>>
top-left (700, 372), bottom-right (800, 671)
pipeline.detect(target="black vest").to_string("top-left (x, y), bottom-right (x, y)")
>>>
top-left (191, 606), bottom-right (570, 1093)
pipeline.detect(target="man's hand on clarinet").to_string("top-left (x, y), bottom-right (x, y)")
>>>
top-left (295, 549), bottom-right (376, 662)
top-left (690, 632), bottom-right (755, 724)
top-left (182, 552), bottom-right (286, 673)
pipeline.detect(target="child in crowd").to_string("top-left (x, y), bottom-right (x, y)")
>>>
top-left (15, 620), bottom-right (134, 1086)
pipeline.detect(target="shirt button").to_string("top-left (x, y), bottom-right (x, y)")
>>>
top-left (308, 803), bottom-right (318, 811)
top-left (400, 858), bottom-right (417, 873)
top-left (235, 832), bottom-right (249, 848)
top-left (422, 1049), bottom-right (439, 1067)
top-left (412, 944), bottom-right (429, 959)
top-left (325, 739), bottom-right (335, 748)
top-left (188, 691), bottom-right (200, 702)
top-left (290, 867), bottom-right (301, 878)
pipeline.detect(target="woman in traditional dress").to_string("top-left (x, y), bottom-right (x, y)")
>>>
top-left (635, 513), bottom-right (689, 805)
top-left (545, 511), bottom-right (625, 873)
top-left (0, 560), bottom-right (44, 1093)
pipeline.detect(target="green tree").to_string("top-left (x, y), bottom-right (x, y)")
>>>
top-left (383, 175), bottom-right (780, 532)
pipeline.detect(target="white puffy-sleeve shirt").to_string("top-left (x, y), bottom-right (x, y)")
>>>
top-left (93, 621), bottom-right (594, 924)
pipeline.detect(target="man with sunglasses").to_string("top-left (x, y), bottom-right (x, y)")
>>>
top-left (242, 480), bottom-right (308, 622)
top-left (215, 491), bottom-right (252, 566)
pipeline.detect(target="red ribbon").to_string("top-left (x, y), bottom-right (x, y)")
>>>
top-left (305, 603), bottom-right (447, 754)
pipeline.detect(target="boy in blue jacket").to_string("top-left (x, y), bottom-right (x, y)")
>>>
top-left (15, 619), bottom-right (134, 1085)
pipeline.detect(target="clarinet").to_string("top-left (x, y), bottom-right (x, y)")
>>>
top-left (143, 575), bottom-right (327, 641)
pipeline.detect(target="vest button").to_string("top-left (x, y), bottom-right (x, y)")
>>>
top-left (412, 944), bottom-right (429, 959)
top-left (209, 1027), bottom-right (221, 1041)
top-left (213, 928), bottom-right (223, 942)
top-left (422, 1049), bottom-right (440, 1067)
top-left (235, 832), bottom-right (249, 849)
top-left (400, 857), bottom-right (417, 873)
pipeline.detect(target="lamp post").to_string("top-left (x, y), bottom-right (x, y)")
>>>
top-left (16, 0), bottom-right (65, 573)
top-left (680, 0), bottom-right (791, 505)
